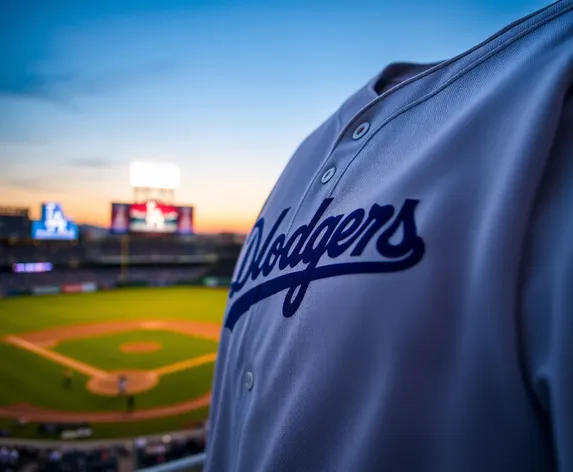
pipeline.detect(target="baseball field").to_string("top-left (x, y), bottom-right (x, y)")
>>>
top-left (0, 286), bottom-right (228, 439)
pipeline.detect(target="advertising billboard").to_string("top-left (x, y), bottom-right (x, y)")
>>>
top-left (110, 203), bottom-right (130, 235)
top-left (13, 262), bottom-right (53, 273)
top-left (110, 201), bottom-right (194, 235)
top-left (31, 203), bottom-right (78, 240)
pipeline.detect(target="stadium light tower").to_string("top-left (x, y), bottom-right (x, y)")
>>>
top-left (129, 162), bottom-right (180, 203)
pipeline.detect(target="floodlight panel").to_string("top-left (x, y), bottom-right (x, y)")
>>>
top-left (129, 162), bottom-right (180, 189)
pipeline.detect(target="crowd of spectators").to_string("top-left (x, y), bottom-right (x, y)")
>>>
top-left (35, 446), bottom-right (123, 472)
top-left (134, 433), bottom-right (206, 470)
top-left (0, 443), bottom-right (124, 472)
top-left (0, 446), bottom-right (21, 472)
top-left (0, 429), bottom-right (207, 472)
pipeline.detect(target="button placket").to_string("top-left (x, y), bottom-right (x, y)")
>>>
top-left (244, 371), bottom-right (254, 391)
top-left (352, 121), bottom-right (370, 140)
top-left (320, 167), bottom-right (336, 184)
top-left (317, 121), bottom-right (370, 188)
top-left (316, 119), bottom-right (371, 193)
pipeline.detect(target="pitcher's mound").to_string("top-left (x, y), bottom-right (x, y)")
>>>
top-left (87, 371), bottom-right (158, 396)
top-left (121, 342), bottom-right (162, 353)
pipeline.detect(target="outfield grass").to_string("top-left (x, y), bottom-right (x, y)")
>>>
top-left (0, 286), bottom-right (227, 334)
top-left (54, 330), bottom-right (218, 371)
top-left (0, 287), bottom-right (227, 439)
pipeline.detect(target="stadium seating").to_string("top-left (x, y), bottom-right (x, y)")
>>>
top-left (0, 445), bottom-right (21, 472)
top-left (37, 448), bottom-right (120, 472)
top-left (0, 242), bottom-right (85, 265)
top-left (0, 266), bottom-right (212, 292)
top-left (93, 238), bottom-right (200, 258)
top-left (0, 234), bottom-right (242, 293)
top-left (0, 432), bottom-right (207, 472)
top-left (0, 443), bottom-right (124, 472)
top-left (134, 435), bottom-right (205, 470)
top-left (135, 439), bottom-right (205, 469)
top-left (0, 215), bottom-right (30, 240)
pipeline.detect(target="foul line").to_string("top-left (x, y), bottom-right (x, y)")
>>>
top-left (4, 335), bottom-right (107, 378)
top-left (4, 335), bottom-right (216, 380)
top-left (152, 353), bottom-right (217, 376)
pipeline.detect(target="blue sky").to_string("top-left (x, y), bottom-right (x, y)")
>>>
top-left (0, 0), bottom-right (552, 232)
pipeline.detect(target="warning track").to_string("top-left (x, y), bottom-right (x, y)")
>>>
top-left (0, 394), bottom-right (212, 423)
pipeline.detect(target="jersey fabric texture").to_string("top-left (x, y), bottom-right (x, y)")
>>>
top-left (205, 1), bottom-right (573, 471)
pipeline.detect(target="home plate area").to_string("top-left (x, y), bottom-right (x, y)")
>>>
top-left (87, 370), bottom-right (159, 396)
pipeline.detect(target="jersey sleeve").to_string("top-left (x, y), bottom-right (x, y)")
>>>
top-left (520, 90), bottom-right (573, 472)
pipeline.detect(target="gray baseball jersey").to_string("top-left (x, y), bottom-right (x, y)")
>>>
top-left (205, 1), bottom-right (573, 471)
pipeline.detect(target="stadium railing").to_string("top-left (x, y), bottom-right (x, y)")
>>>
top-left (136, 452), bottom-right (206, 472)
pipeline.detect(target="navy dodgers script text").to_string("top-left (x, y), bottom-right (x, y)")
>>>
top-left (225, 198), bottom-right (425, 331)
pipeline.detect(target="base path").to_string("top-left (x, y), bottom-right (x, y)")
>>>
top-left (153, 353), bottom-right (217, 376)
top-left (4, 336), bottom-right (106, 378)
top-left (0, 393), bottom-right (212, 423)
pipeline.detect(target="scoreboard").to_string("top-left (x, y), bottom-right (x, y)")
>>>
top-left (110, 201), bottom-right (194, 235)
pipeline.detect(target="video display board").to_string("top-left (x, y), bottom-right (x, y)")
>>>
top-left (110, 201), bottom-right (193, 235)
top-left (31, 203), bottom-right (78, 240)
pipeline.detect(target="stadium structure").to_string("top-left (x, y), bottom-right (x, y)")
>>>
top-left (0, 163), bottom-right (244, 472)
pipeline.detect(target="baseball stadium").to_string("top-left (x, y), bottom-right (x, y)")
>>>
top-left (0, 163), bottom-right (242, 471)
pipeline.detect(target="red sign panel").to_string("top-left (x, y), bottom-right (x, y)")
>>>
top-left (110, 201), bottom-right (193, 235)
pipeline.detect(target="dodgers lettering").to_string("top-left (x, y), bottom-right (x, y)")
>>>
top-left (225, 198), bottom-right (425, 331)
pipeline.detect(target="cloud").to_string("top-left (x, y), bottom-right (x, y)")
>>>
top-left (0, 73), bottom-right (83, 114)
top-left (70, 58), bottom-right (182, 95)
top-left (65, 157), bottom-right (116, 169)
top-left (0, 56), bottom-right (181, 105)
top-left (0, 70), bottom-right (75, 100)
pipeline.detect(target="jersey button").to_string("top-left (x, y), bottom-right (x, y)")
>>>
top-left (320, 167), bottom-right (336, 184)
top-left (352, 121), bottom-right (370, 140)
top-left (244, 371), bottom-right (254, 391)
